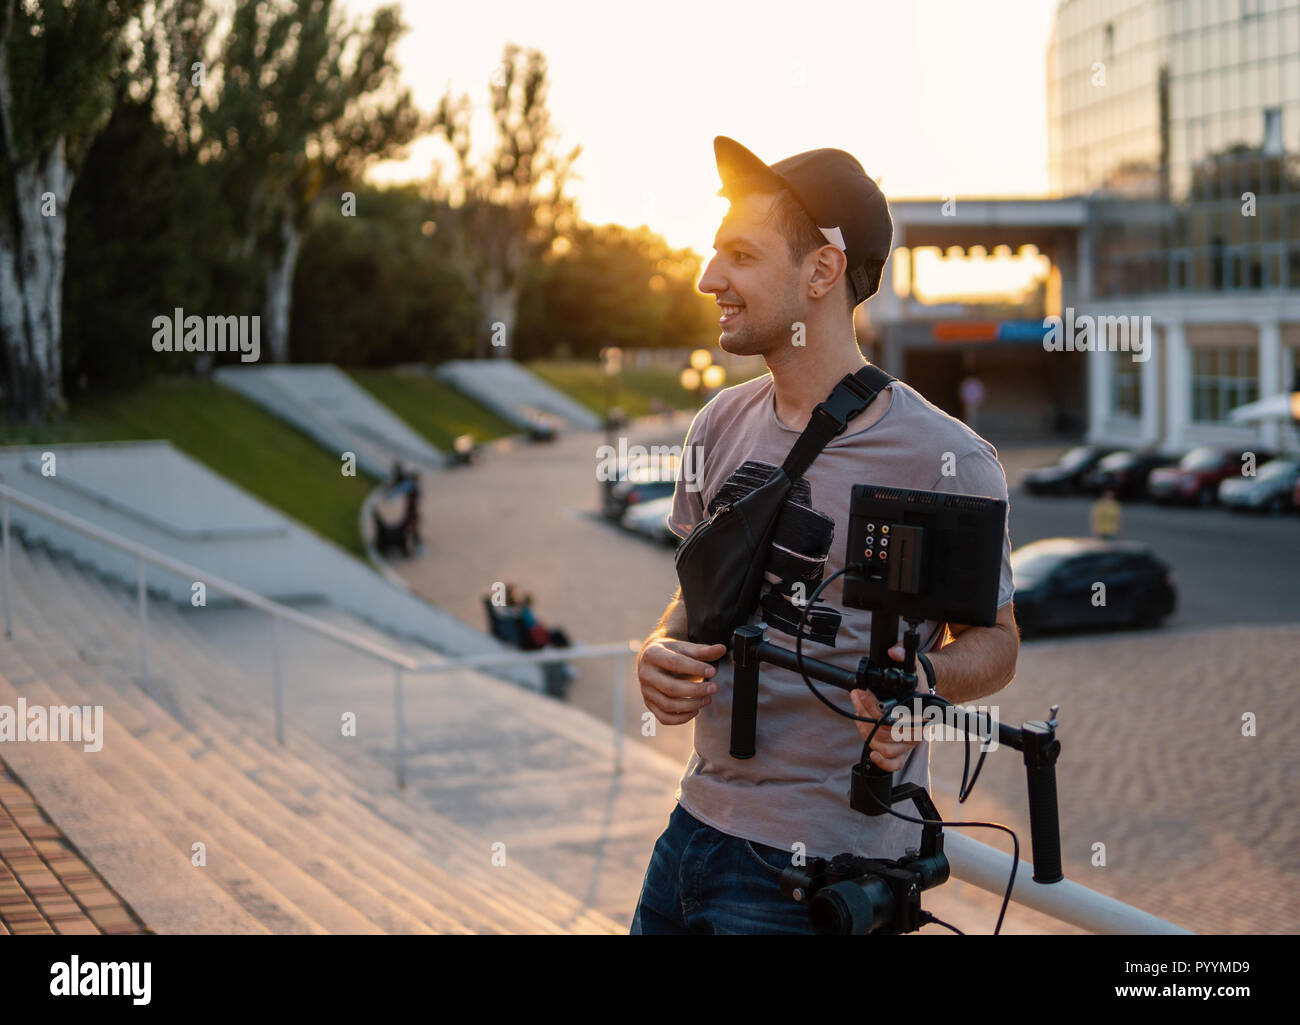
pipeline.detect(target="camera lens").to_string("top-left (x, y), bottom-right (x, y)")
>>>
top-left (809, 877), bottom-right (892, 935)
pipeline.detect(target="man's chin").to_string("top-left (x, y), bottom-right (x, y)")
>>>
top-left (718, 329), bottom-right (767, 357)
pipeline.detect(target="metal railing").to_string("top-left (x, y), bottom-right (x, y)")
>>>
top-left (0, 479), bottom-right (638, 789)
top-left (0, 478), bottom-right (1191, 934)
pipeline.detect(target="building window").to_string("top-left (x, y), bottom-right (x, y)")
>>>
top-left (1263, 108), bottom-right (1284, 157)
top-left (1190, 346), bottom-right (1259, 423)
top-left (1112, 351), bottom-right (1143, 417)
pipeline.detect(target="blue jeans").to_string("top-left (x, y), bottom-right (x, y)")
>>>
top-left (629, 803), bottom-right (817, 934)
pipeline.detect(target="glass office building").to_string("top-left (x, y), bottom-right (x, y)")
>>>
top-left (1048, 0), bottom-right (1300, 452)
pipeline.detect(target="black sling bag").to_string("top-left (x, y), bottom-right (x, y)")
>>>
top-left (674, 363), bottom-right (895, 647)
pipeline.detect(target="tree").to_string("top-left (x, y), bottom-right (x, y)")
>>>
top-left (290, 184), bottom-right (477, 365)
top-left (432, 44), bottom-right (581, 359)
top-left (0, 0), bottom-right (144, 421)
top-left (203, 0), bottom-right (425, 362)
top-left (59, 0), bottom-right (261, 394)
top-left (515, 222), bottom-right (715, 359)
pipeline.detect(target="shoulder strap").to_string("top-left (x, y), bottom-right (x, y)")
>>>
top-left (781, 363), bottom-right (895, 480)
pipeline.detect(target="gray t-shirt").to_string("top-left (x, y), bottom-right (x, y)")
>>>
top-left (668, 370), bottom-right (1015, 861)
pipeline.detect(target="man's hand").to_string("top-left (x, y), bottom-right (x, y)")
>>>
top-left (638, 634), bottom-right (725, 726)
top-left (849, 641), bottom-right (924, 773)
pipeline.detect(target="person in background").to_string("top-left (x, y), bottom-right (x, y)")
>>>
top-left (1092, 488), bottom-right (1122, 540)
top-left (504, 585), bottom-right (570, 650)
top-left (400, 473), bottom-right (423, 553)
top-left (519, 591), bottom-right (570, 650)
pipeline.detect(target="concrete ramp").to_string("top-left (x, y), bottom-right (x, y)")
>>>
top-left (0, 442), bottom-right (541, 691)
top-left (436, 359), bottom-right (602, 432)
top-left (215, 364), bottom-right (446, 478)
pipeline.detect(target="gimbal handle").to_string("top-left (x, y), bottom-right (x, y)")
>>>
top-left (727, 622), bottom-right (1065, 884)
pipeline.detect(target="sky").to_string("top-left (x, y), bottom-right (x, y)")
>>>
top-left (349, 0), bottom-right (1063, 298)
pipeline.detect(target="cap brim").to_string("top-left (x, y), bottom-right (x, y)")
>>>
top-left (714, 136), bottom-right (784, 196)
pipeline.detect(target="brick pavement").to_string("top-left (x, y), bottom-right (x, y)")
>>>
top-left (0, 757), bottom-right (148, 935)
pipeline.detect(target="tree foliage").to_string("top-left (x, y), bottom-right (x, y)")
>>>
top-left (514, 222), bottom-right (717, 360)
top-left (431, 44), bottom-right (580, 358)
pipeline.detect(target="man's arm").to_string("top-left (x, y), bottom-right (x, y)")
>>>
top-left (926, 599), bottom-right (1020, 705)
top-left (637, 586), bottom-right (726, 726)
top-left (646, 585), bottom-right (689, 647)
top-left (851, 601), bottom-right (1019, 771)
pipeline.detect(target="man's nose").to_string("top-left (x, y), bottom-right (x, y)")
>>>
top-left (698, 256), bottom-right (725, 296)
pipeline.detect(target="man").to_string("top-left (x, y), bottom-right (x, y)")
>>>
top-left (630, 137), bottom-right (1020, 934)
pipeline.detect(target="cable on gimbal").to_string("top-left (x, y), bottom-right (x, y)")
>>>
top-left (792, 566), bottom-right (1021, 935)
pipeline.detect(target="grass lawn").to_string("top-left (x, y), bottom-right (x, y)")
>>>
top-left (347, 368), bottom-right (515, 449)
top-left (1, 377), bottom-right (376, 556)
top-left (527, 359), bottom-right (768, 419)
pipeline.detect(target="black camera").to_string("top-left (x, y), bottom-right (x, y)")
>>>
top-left (780, 784), bottom-right (949, 934)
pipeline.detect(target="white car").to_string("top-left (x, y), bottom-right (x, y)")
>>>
top-left (1218, 458), bottom-right (1300, 513)
top-left (621, 495), bottom-right (677, 546)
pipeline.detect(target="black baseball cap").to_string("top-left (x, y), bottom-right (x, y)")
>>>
top-left (713, 136), bottom-right (893, 305)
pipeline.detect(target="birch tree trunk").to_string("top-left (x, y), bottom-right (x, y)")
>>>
top-left (262, 208), bottom-right (300, 364)
top-left (0, 90), bottom-right (72, 420)
top-left (481, 281), bottom-right (519, 360)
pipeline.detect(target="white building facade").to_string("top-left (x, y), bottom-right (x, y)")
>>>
top-left (1050, 0), bottom-right (1300, 455)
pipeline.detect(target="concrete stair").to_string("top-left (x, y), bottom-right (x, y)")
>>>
top-left (0, 541), bottom-right (619, 934)
top-left (435, 359), bottom-right (603, 432)
top-left (214, 365), bottom-right (446, 479)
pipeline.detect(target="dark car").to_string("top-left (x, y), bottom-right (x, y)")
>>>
top-left (1082, 448), bottom-right (1181, 499)
top-left (1022, 445), bottom-right (1118, 495)
top-left (1146, 446), bottom-right (1269, 506)
top-left (1011, 538), bottom-right (1177, 638)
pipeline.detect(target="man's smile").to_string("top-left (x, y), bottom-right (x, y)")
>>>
top-left (718, 301), bottom-right (745, 325)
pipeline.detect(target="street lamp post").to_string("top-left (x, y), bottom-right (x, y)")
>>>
top-left (601, 345), bottom-right (623, 448)
top-left (601, 346), bottom-right (623, 511)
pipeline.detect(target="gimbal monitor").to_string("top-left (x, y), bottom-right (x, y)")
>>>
top-left (841, 485), bottom-right (1006, 628)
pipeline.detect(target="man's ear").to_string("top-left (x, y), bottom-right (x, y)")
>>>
top-left (808, 245), bottom-right (848, 300)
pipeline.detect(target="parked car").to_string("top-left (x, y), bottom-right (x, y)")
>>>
top-left (601, 452), bottom-right (680, 519)
top-left (1218, 457), bottom-right (1300, 513)
top-left (1022, 445), bottom-right (1118, 495)
top-left (1011, 538), bottom-right (1177, 638)
top-left (620, 495), bottom-right (677, 546)
top-left (1082, 448), bottom-right (1181, 499)
top-left (604, 474), bottom-right (678, 521)
top-left (1294, 474), bottom-right (1300, 514)
top-left (1146, 446), bottom-right (1270, 506)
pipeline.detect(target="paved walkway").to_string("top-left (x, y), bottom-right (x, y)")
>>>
top-left (394, 416), bottom-right (694, 761)
top-left (391, 417), bottom-right (1300, 933)
top-left (0, 757), bottom-right (148, 935)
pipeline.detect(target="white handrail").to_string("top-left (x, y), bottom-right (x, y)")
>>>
top-left (0, 478), bottom-right (425, 670)
top-left (943, 831), bottom-right (1192, 934)
top-left (0, 477), bottom-right (639, 782)
top-left (0, 478), bottom-right (636, 674)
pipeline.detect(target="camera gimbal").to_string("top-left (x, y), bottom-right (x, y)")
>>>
top-left (728, 618), bottom-right (1063, 933)
top-left (723, 483), bottom-right (1063, 933)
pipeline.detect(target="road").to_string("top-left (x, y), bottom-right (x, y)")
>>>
top-left (1006, 473), bottom-right (1300, 629)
